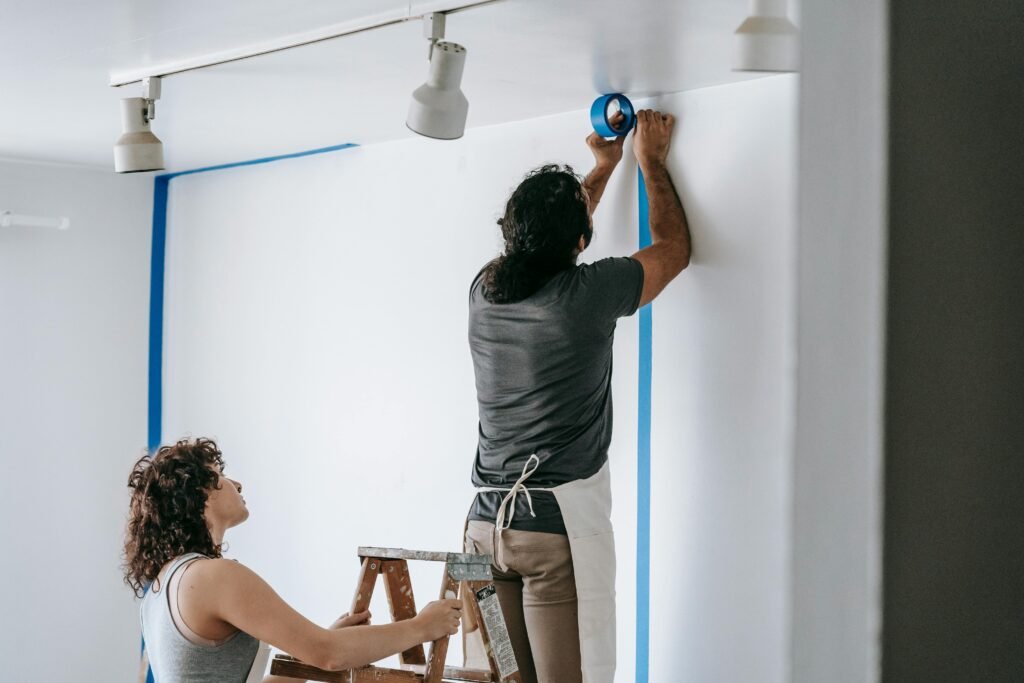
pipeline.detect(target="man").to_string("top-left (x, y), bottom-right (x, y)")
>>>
top-left (463, 109), bottom-right (690, 683)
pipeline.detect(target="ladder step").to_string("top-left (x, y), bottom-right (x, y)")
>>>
top-left (271, 658), bottom-right (496, 683)
top-left (403, 664), bottom-right (494, 682)
top-left (358, 547), bottom-right (490, 564)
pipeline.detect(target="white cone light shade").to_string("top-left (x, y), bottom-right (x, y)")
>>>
top-left (733, 0), bottom-right (799, 72)
top-left (407, 41), bottom-right (469, 140)
top-left (114, 97), bottom-right (164, 173)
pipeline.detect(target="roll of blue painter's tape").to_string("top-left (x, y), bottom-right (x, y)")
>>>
top-left (590, 93), bottom-right (636, 137)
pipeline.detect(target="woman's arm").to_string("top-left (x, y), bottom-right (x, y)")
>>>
top-left (187, 559), bottom-right (461, 672)
top-left (262, 611), bottom-right (371, 682)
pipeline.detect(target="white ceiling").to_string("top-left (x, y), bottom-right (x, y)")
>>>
top-left (0, 0), bottom-right (775, 172)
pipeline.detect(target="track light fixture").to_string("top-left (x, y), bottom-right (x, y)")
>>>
top-left (733, 0), bottom-right (800, 73)
top-left (406, 13), bottom-right (469, 140)
top-left (114, 76), bottom-right (165, 173)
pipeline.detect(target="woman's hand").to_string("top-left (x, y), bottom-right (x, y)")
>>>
top-left (412, 599), bottom-right (463, 640)
top-left (329, 610), bottom-right (371, 629)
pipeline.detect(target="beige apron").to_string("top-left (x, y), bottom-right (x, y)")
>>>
top-left (471, 455), bottom-right (617, 683)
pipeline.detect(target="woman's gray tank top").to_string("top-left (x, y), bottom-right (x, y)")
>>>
top-left (140, 553), bottom-right (260, 682)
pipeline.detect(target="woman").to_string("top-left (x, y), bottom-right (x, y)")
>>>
top-left (124, 437), bottom-right (462, 682)
top-left (464, 110), bottom-right (689, 682)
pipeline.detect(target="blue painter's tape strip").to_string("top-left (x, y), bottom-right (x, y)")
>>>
top-left (142, 141), bottom-right (358, 680)
top-left (590, 93), bottom-right (636, 138)
top-left (141, 634), bottom-right (155, 683)
top-left (140, 183), bottom-right (175, 676)
top-left (636, 168), bottom-right (652, 683)
top-left (159, 143), bottom-right (359, 182)
top-left (147, 176), bottom-right (169, 453)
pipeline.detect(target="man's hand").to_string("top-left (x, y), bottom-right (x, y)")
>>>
top-left (633, 109), bottom-right (675, 169)
top-left (329, 610), bottom-right (371, 629)
top-left (586, 111), bottom-right (627, 169)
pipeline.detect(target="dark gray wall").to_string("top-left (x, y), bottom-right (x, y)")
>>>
top-left (883, 1), bottom-right (1024, 681)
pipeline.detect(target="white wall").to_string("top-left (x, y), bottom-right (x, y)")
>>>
top-left (160, 74), bottom-right (796, 680)
top-left (649, 76), bottom-right (797, 682)
top-left (792, 0), bottom-right (888, 679)
top-left (0, 159), bottom-right (152, 682)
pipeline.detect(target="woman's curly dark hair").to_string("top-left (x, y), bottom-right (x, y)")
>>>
top-left (123, 437), bottom-right (226, 597)
top-left (482, 164), bottom-right (593, 304)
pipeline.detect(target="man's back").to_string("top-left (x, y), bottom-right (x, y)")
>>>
top-left (468, 256), bottom-right (643, 532)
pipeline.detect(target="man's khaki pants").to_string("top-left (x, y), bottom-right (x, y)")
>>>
top-left (464, 520), bottom-right (583, 683)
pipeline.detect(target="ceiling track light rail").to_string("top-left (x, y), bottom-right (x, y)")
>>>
top-left (107, 0), bottom-right (498, 87)
top-left (110, 1), bottom-right (491, 170)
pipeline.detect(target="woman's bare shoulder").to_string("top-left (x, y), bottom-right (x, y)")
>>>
top-left (183, 556), bottom-right (258, 583)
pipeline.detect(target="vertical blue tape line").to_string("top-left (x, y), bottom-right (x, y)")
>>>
top-left (148, 176), bottom-right (169, 453)
top-left (144, 174), bottom-right (169, 682)
top-left (636, 168), bottom-right (652, 683)
top-left (142, 142), bottom-right (357, 681)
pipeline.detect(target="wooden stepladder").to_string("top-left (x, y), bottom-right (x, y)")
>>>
top-left (270, 547), bottom-right (522, 683)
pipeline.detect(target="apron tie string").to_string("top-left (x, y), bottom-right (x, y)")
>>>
top-left (495, 454), bottom-right (541, 530)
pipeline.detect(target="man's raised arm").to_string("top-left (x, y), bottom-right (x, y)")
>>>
top-left (630, 109), bottom-right (690, 307)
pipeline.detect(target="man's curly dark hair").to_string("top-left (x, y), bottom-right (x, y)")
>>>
top-left (123, 437), bottom-right (226, 597)
top-left (482, 164), bottom-right (592, 304)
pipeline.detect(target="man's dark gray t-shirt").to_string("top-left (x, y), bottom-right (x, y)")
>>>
top-left (468, 256), bottom-right (645, 534)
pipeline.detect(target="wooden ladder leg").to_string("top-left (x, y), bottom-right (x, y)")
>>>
top-left (423, 567), bottom-right (461, 683)
top-left (465, 580), bottom-right (522, 683)
top-left (351, 556), bottom-right (381, 614)
top-left (382, 559), bottom-right (426, 665)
